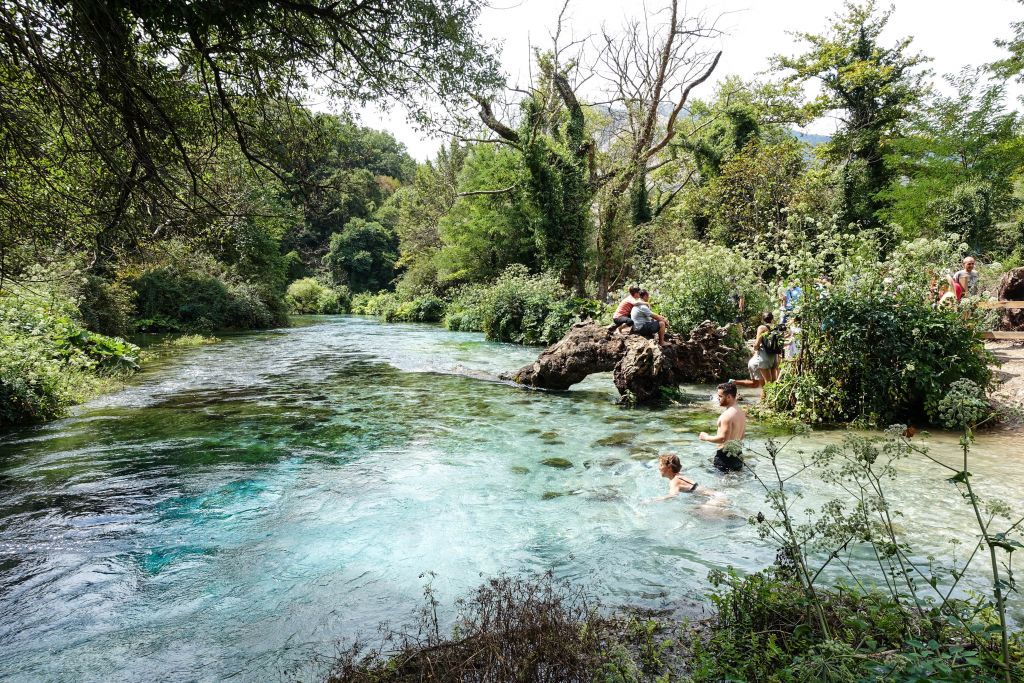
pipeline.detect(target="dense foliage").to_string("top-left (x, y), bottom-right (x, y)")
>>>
top-left (648, 240), bottom-right (770, 332)
top-left (353, 266), bottom-right (607, 344)
top-left (285, 279), bottom-right (351, 315)
top-left (763, 281), bottom-right (993, 425)
top-left (0, 291), bottom-right (139, 428)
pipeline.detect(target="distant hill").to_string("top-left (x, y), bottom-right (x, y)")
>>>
top-left (792, 130), bottom-right (830, 147)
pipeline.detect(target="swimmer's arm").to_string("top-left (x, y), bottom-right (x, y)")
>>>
top-left (698, 416), bottom-right (731, 444)
top-left (647, 480), bottom-right (683, 502)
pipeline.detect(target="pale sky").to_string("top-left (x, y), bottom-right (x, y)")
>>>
top-left (351, 0), bottom-right (1024, 160)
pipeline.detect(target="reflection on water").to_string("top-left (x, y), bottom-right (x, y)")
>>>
top-left (0, 315), bottom-right (1021, 682)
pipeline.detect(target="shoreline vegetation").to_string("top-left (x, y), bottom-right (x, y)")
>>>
top-left (4, 0), bottom-right (1024, 678)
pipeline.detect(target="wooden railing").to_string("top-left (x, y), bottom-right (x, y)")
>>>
top-left (978, 300), bottom-right (1024, 340)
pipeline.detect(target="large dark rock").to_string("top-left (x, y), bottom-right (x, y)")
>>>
top-left (501, 320), bottom-right (741, 403)
top-left (996, 267), bottom-right (1024, 331)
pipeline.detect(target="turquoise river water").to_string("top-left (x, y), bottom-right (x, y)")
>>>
top-left (1, 315), bottom-right (1022, 682)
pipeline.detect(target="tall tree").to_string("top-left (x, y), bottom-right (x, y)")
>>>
top-left (0, 0), bottom-right (499, 280)
top-left (880, 69), bottom-right (1024, 252)
top-left (471, 0), bottom-right (721, 296)
top-left (773, 0), bottom-right (929, 232)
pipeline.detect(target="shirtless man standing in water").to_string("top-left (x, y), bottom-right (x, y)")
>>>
top-left (698, 382), bottom-right (747, 472)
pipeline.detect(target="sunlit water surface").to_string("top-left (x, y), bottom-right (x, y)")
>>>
top-left (1, 316), bottom-right (1022, 681)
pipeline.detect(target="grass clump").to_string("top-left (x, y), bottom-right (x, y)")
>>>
top-left (326, 573), bottom-right (680, 683)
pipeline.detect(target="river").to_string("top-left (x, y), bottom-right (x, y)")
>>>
top-left (1, 315), bottom-right (1021, 681)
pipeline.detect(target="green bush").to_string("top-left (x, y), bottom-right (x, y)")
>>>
top-left (443, 284), bottom-right (489, 332)
top-left (351, 291), bottom-right (445, 323)
top-left (0, 293), bottom-right (140, 428)
top-left (77, 275), bottom-right (136, 337)
top-left (648, 240), bottom-right (771, 333)
top-left (285, 278), bottom-right (351, 314)
top-left (540, 296), bottom-right (611, 343)
top-left (389, 295), bottom-right (445, 323)
top-left (481, 266), bottom-right (568, 344)
top-left (355, 267), bottom-right (604, 343)
top-left (935, 378), bottom-right (993, 430)
top-left (762, 281), bottom-right (993, 426)
top-left (350, 291), bottom-right (399, 318)
top-left (130, 261), bottom-right (287, 332)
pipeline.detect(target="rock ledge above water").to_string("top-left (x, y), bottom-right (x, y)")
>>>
top-left (501, 319), bottom-right (739, 403)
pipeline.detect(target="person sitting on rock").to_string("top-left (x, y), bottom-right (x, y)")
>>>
top-left (630, 290), bottom-right (668, 346)
top-left (608, 285), bottom-right (642, 334)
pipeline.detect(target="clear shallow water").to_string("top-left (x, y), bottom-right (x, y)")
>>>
top-left (0, 315), bottom-right (1022, 682)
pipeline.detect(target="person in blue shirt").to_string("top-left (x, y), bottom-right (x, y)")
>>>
top-left (780, 281), bottom-right (803, 323)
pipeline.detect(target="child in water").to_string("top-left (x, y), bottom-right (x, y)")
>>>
top-left (649, 453), bottom-right (730, 514)
top-left (653, 452), bottom-right (699, 499)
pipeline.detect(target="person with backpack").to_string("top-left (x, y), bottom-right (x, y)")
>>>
top-left (729, 311), bottom-right (784, 391)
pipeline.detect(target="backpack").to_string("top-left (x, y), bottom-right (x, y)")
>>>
top-left (761, 324), bottom-right (785, 355)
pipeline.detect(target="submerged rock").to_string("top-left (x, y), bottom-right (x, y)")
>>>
top-left (592, 432), bottom-right (634, 447)
top-left (501, 320), bottom-right (741, 404)
top-left (540, 457), bottom-right (573, 469)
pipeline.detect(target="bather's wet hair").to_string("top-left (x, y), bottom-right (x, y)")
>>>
top-left (717, 382), bottom-right (737, 398)
top-left (659, 453), bottom-right (682, 475)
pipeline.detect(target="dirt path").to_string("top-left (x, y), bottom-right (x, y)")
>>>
top-left (987, 340), bottom-right (1024, 430)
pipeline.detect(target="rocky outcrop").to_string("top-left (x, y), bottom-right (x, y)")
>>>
top-left (501, 320), bottom-right (741, 403)
top-left (996, 267), bottom-right (1024, 331)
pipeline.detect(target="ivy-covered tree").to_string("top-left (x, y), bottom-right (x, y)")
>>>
top-left (663, 76), bottom-right (802, 241)
top-left (706, 138), bottom-right (806, 246)
top-left (472, 0), bottom-right (721, 296)
top-left (773, 0), bottom-right (930, 232)
top-left (437, 145), bottom-right (539, 284)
